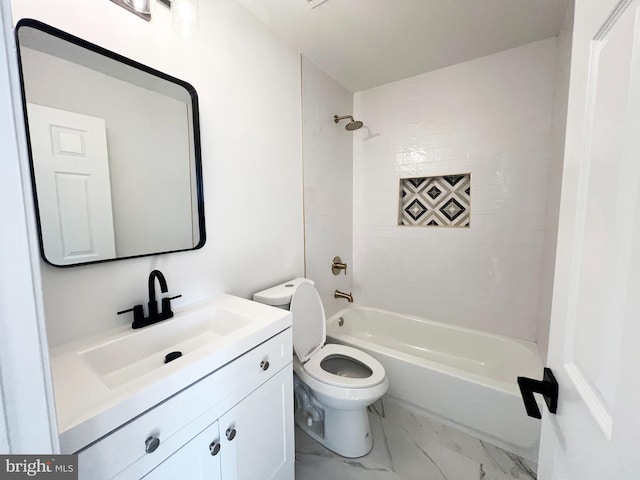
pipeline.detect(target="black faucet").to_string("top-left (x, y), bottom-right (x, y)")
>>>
top-left (117, 270), bottom-right (181, 329)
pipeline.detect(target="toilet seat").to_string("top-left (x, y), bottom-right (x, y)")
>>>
top-left (290, 281), bottom-right (326, 363)
top-left (290, 281), bottom-right (386, 389)
top-left (303, 344), bottom-right (386, 389)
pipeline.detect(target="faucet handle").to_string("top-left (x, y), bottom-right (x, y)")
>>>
top-left (331, 256), bottom-right (348, 275)
top-left (160, 294), bottom-right (182, 320)
top-left (117, 305), bottom-right (146, 328)
top-left (117, 304), bottom-right (142, 315)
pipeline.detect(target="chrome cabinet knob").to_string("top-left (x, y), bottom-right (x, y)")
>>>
top-left (225, 427), bottom-right (236, 441)
top-left (260, 360), bottom-right (270, 371)
top-left (145, 436), bottom-right (160, 453)
top-left (209, 440), bottom-right (221, 456)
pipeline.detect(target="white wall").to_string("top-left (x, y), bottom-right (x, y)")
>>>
top-left (301, 57), bottom-right (353, 316)
top-left (536, 2), bottom-right (574, 361)
top-left (353, 38), bottom-right (557, 341)
top-left (11, 0), bottom-right (304, 347)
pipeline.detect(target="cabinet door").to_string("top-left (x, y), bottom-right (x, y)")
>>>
top-left (220, 366), bottom-right (294, 480)
top-left (142, 421), bottom-right (222, 480)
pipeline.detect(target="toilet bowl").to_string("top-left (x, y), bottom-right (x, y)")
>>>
top-left (253, 278), bottom-right (388, 458)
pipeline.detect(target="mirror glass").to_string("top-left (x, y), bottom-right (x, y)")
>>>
top-left (15, 19), bottom-right (205, 267)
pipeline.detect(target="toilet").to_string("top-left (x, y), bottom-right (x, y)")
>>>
top-left (253, 278), bottom-right (388, 458)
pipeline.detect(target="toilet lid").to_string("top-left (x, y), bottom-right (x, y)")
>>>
top-left (290, 281), bottom-right (326, 363)
top-left (304, 344), bottom-right (386, 388)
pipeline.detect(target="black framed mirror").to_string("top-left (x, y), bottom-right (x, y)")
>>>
top-left (15, 19), bottom-right (205, 267)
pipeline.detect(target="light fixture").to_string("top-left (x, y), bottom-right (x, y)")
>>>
top-left (159, 0), bottom-right (199, 37)
top-left (110, 0), bottom-right (155, 21)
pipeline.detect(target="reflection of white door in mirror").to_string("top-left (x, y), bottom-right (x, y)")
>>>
top-left (27, 103), bottom-right (116, 265)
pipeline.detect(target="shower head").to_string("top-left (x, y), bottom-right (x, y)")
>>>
top-left (345, 120), bottom-right (363, 131)
top-left (334, 114), bottom-right (363, 131)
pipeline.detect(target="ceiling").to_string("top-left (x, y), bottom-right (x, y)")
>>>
top-left (235, 0), bottom-right (570, 92)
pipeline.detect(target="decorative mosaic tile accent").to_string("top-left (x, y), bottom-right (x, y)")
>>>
top-left (399, 174), bottom-right (471, 227)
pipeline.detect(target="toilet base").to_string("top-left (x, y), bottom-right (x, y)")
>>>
top-left (294, 384), bottom-right (373, 458)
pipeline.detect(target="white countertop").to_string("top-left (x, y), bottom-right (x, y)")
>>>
top-left (50, 294), bottom-right (291, 453)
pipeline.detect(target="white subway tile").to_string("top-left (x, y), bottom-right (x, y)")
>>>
top-left (353, 39), bottom-right (558, 341)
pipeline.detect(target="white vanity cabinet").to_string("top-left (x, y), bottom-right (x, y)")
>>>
top-left (142, 368), bottom-right (293, 480)
top-left (218, 367), bottom-right (293, 480)
top-left (142, 421), bottom-right (222, 479)
top-left (76, 329), bottom-right (294, 480)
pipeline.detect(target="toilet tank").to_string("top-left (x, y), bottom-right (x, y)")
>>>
top-left (253, 277), bottom-right (313, 309)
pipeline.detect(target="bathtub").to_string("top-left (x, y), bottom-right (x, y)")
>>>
top-left (325, 305), bottom-right (543, 461)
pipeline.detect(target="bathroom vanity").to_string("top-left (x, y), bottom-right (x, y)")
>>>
top-left (49, 295), bottom-right (294, 479)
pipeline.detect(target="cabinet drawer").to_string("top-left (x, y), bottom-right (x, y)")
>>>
top-left (78, 328), bottom-right (292, 479)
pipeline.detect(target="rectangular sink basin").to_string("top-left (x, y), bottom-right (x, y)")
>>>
top-left (79, 306), bottom-right (251, 389)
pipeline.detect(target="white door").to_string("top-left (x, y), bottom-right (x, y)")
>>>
top-left (538, 0), bottom-right (640, 478)
top-left (141, 421), bottom-right (222, 480)
top-left (219, 367), bottom-right (294, 480)
top-left (27, 103), bottom-right (116, 265)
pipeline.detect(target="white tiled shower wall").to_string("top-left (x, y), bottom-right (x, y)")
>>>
top-left (353, 38), bottom-right (558, 342)
top-left (301, 57), bottom-right (353, 317)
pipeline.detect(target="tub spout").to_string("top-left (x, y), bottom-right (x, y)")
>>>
top-left (334, 290), bottom-right (353, 302)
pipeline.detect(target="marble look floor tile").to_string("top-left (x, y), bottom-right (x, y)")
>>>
top-left (476, 442), bottom-right (536, 479)
top-left (295, 459), bottom-right (401, 480)
top-left (481, 462), bottom-right (537, 480)
top-left (380, 398), bottom-right (537, 480)
top-left (295, 413), bottom-right (401, 480)
top-left (294, 397), bottom-right (537, 480)
top-left (426, 444), bottom-right (483, 480)
top-left (380, 415), bottom-right (450, 479)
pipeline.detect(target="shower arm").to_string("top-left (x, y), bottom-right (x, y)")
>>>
top-left (334, 115), bottom-right (355, 123)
